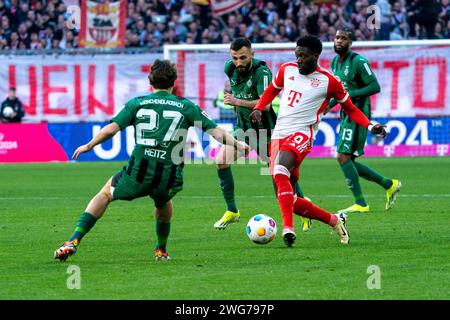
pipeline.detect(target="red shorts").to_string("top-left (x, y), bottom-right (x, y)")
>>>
top-left (269, 132), bottom-right (312, 176)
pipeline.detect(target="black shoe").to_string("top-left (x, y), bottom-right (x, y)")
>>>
top-left (282, 228), bottom-right (296, 247)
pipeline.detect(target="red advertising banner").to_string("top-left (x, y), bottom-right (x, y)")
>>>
top-left (0, 46), bottom-right (449, 123)
top-left (79, 0), bottom-right (126, 48)
top-left (0, 54), bottom-right (160, 122)
top-left (209, 0), bottom-right (249, 16)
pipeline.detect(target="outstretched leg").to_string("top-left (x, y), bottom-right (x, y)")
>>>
top-left (352, 159), bottom-right (402, 210)
top-left (54, 177), bottom-right (115, 262)
top-left (154, 201), bottom-right (173, 261)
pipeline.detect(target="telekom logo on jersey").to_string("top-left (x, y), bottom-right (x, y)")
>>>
top-left (287, 90), bottom-right (303, 108)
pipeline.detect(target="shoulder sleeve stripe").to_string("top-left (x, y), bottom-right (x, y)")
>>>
top-left (272, 79), bottom-right (282, 89)
top-left (363, 62), bottom-right (373, 76)
top-left (337, 92), bottom-right (349, 103)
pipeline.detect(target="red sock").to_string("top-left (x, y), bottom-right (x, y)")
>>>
top-left (274, 173), bottom-right (294, 230)
top-left (293, 197), bottom-right (338, 227)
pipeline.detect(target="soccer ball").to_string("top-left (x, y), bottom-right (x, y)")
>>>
top-left (246, 214), bottom-right (277, 244)
top-left (2, 106), bottom-right (14, 118)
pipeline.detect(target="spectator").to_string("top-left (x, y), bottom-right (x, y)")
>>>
top-left (0, 0), bottom-right (448, 53)
top-left (434, 21), bottom-right (446, 38)
top-left (391, 1), bottom-right (407, 40)
top-left (376, 0), bottom-right (392, 40)
top-left (0, 87), bottom-right (25, 123)
top-left (407, 0), bottom-right (442, 39)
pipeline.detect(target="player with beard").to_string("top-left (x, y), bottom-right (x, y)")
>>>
top-left (214, 38), bottom-right (311, 231)
top-left (329, 29), bottom-right (401, 214)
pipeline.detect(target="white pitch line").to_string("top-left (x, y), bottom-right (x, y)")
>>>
top-left (0, 194), bottom-right (450, 201)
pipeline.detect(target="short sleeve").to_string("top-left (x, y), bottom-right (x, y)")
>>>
top-left (328, 74), bottom-right (349, 104)
top-left (185, 101), bottom-right (218, 132)
top-left (272, 64), bottom-right (285, 89)
top-left (110, 98), bottom-right (137, 129)
top-left (355, 57), bottom-right (378, 85)
top-left (224, 60), bottom-right (233, 78)
top-left (256, 66), bottom-right (272, 97)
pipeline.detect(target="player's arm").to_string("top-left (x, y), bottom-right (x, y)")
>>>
top-left (209, 126), bottom-right (250, 155)
top-left (190, 103), bottom-right (250, 155)
top-left (349, 59), bottom-right (380, 98)
top-left (250, 82), bottom-right (281, 123)
top-left (72, 122), bottom-right (121, 160)
top-left (330, 77), bottom-right (387, 137)
top-left (223, 93), bottom-right (261, 109)
top-left (250, 64), bottom-right (283, 123)
top-left (73, 99), bottom-right (135, 160)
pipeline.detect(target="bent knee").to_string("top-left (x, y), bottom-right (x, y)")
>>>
top-left (100, 186), bottom-right (114, 202)
top-left (216, 162), bottom-right (231, 170)
top-left (337, 153), bottom-right (351, 165)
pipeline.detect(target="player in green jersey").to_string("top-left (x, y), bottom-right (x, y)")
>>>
top-left (329, 29), bottom-right (401, 214)
top-left (213, 37), bottom-right (310, 231)
top-left (54, 59), bottom-right (249, 262)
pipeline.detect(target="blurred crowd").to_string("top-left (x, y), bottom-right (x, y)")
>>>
top-left (0, 0), bottom-right (449, 51)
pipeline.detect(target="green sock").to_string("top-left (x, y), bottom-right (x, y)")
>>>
top-left (354, 162), bottom-right (393, 189)
top-left (217, 167), bottom-right (238, 213)
top-left (156, 221), bottom-right (171, 252)
top-left (340, 161), bottom-right (367, 206)
top-left (293, 181), bottom-right (304, 198)
top-left (69, 212), bottom-right (97, 245)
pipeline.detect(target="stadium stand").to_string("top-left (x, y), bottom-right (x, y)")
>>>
top-left (0, 0), bottom-right (448, 52)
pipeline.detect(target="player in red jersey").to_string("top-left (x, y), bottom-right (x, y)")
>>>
top-left (250, 35), bottom-right (387, 247)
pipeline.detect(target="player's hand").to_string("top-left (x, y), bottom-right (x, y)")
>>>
top-left (369, 123), bottom-right (387, 138)
top-left (224, 92), bottom-right (236, 106)
top-left (250, 109), bottom-right (262, 124)
top-left (72, 144), bottom-right (91, 160)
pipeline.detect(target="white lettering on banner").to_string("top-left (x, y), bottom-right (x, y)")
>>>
top-left (92, 125), bottom-right (121, 159)
top-left (384, 145), bottom-right (395, 157)
top-left (184, 47), bottom-right (450, 119)
top-left (405, 120), bottom-right (432, 145)
top-left (385, 120), bottom-right (432, 146)
top-left (437, 144), bottom-right (449, 156)
top-left (0, 54), bottom-right (160, 123)
top-left (0, 132), bottom-right (18, 154)
top-left (386, 120), bottom-right (407, 145)
top-left (317, 122), bottom-right (336, 146)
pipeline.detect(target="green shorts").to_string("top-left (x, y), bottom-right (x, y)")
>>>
top-left (337, 117), bottom-right (368, 157)
top-left (111, 162), bottom-right (184, 208)
top-left (233, 127), bottom-right (271, 162)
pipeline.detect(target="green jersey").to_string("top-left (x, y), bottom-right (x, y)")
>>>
top-left (224, 58), bottom-right (276, 133)
top-left (331, 51), bottom-right (379, 117)
top-left (112, 91), bottom-right (217, 162)
top-left (112, 90), bottom-right (216, 172)
top-left (332, 52), bottom-right (379, 157)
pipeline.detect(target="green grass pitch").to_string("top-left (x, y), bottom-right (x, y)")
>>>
top-left (0, 157), bottom-right (449, 299)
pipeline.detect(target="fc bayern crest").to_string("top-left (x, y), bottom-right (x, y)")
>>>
top-left (311, 78), bottom-right (320, 88)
